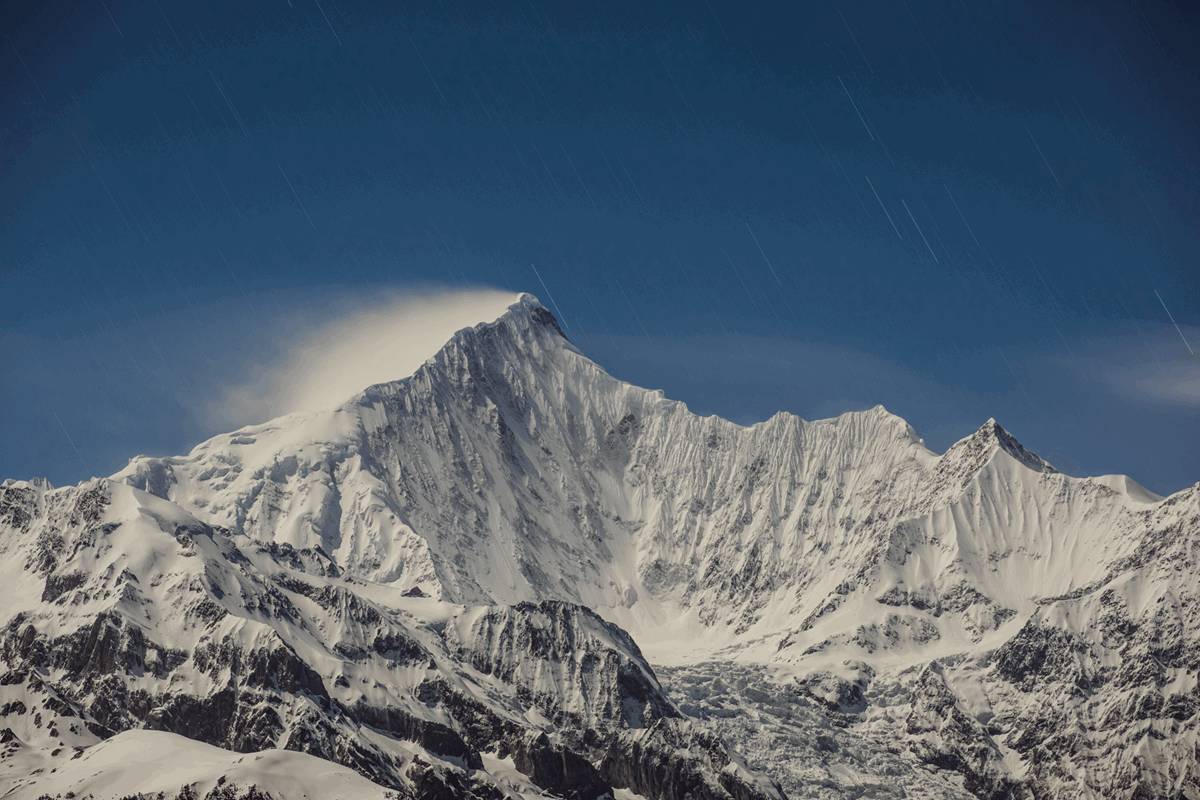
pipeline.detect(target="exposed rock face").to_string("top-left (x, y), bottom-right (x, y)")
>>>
top-left (904, 664), bottom-right (1016, 800)
top-left (600, 720), bottom-right (786, 800)
top-left (444, 600), bottom-right (677, 729)
top-left (3, 294), bottom-right (1197, 799)
top-left (509, 731), bottom-right (609, 800)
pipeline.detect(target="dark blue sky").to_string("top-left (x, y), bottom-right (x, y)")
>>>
top-left (2, 1), bottom-right (1198, 493)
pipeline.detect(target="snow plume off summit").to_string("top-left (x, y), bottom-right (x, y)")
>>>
top-left (210, 287), bottom-right (517, 427)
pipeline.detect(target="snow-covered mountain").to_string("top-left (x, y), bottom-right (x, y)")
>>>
top-left (2, 294), bottom-right (1196, 799)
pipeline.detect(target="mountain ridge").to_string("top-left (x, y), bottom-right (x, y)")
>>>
top-left (3, 293), bottom-right (1196, 799)
top-left (105, 295), bottom-right (1166, 633)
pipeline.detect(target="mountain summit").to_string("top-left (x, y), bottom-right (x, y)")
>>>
top-left (3, 294), bottom-right (1197, 799)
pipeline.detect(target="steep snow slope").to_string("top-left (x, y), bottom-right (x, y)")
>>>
top-left (6, 729), bottom-right (397, 800)
top-left (113, 294), bottom-right (1171, 666)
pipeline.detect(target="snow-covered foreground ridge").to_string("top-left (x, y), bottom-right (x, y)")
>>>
top-left (2, 293), bottom-right (1197, 799)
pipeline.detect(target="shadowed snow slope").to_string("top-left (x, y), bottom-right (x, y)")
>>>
top-left (4, 294), bottom-right (1197, 800)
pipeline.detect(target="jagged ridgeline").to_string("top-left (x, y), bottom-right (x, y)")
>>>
top-left (2, 294), bottom-right (1197, 800)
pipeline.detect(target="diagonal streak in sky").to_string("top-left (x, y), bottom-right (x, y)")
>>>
top-left (744, 222), bottom-right (783, 286)
top-left (531, 264), bottom-right (570, 329)
top-left (312, 0), bottom-right (342, 46)
top-left (900, 198), bottom-right (940, 264)
top-left (277, 164), bottom-right (318, 231)
top-left (1025, 124), bottom-right (1062, 187)
top-left (866, 176), bottom-right (903, 240)
top-left (1154, 289), bottom-right (1195, 356)
top-left (838, 75), bottom-right (876, 142)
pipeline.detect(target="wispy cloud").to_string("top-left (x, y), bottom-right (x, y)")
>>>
top-left (1050, 322), bottom-right (1200, 408)
top-left (209, 287), bottom-right (516, 427)
top-left (1110, 359), bottom-right (1200, 407)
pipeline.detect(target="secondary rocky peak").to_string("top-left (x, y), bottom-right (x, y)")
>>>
top-left (936, 417), bottom-right (1053, 479)
top-left (977, 417), bottom-right (1055, 473)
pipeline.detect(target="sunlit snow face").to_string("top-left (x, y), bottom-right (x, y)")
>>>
top-left (212, 287), bottom-right (516, 425)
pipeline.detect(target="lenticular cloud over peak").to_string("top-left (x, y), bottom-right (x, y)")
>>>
top-left (212, 287), bottom-right (517, 427)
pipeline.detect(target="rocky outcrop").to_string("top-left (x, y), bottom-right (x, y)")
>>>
top-left (509, 731), bottom-right (609, 799)
top-left (444, 600), bottom-right (677, 729)
top-left (600, 720), bottom-right (784, 800)
top-left (905, 664), bottom-right (1018, 800)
